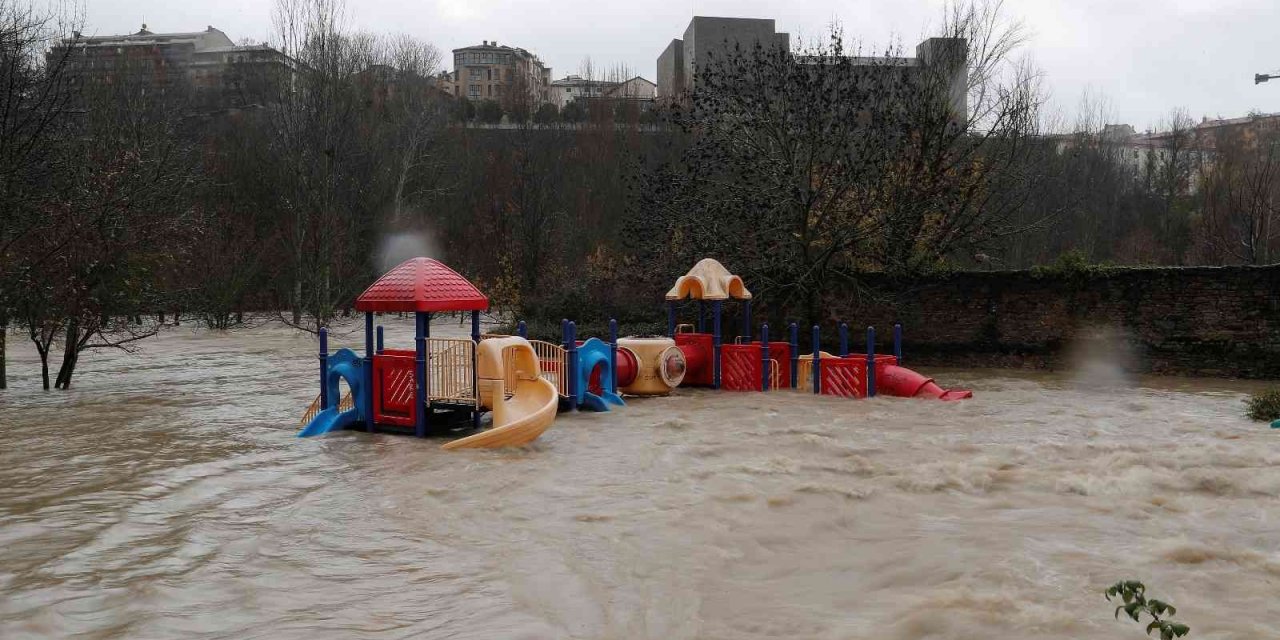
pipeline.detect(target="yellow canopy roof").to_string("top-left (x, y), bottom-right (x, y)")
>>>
top-left (664, 258), bottom-right (752, 301)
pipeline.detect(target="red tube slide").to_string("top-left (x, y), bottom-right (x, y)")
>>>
top-left (878, 365), bottom-right (972, 401)
top-left (677, 342), bottom-right (710, 385)
top-left (615, 348), bottom-right (638, 388)
top-left (588, 348), bottom-right (639, 397)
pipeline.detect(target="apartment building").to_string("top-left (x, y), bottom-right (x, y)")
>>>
top-left (51, 25), bottom-right (295, 110)
top-left (448, 40), bottom-right (551, 106)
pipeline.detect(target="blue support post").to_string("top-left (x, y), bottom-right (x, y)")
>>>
top-left (893, 322), bottom-right (903, 364)
top-left (761, 323), bottom-right (770, 392)
top-left (609, 318), bottom-right (619, 394)
top-left (375, 325), bottom-right (384, 354)
top-left (697, 300), bottom-right (706, 333)
top-left (712, 300), bottom-right (722, 389)
top-left (812, 325), bottom-right (821, 395)
top-left (789, 322), bottom-right (799, 389)
top-left (742, 299), bottom-right (752, 343)
top-left (517, 320), bottom-right (527, 339)
top-left (866, 326), bottom-right (877, 398)
top-left (471, 310), bottom-right (481, 430)
top-left (319, 327), bottom-right (329, 408)
top-left (565, 321), bottom-right (578, 411)
top-left (839, 322), bottom-right (849, 357)
top-left (364, 313), bottom-right (374, 432)
top-left (415, 312), bottom-right (428, 437)
top-left (667, 301), bottom-right (676, 337)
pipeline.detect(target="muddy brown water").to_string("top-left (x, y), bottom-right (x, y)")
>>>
top-left (1, 317), bottom-right (1278, 639)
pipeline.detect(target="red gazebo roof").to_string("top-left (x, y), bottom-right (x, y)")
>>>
top-left (354, 257), bottom-right (489, 313)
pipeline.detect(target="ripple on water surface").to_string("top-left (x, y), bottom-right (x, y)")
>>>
top-left (0, 318), bottom-right (1278, 639)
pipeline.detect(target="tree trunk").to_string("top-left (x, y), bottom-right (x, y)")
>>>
top-left (54, 321), bottom-right (79, 390)
top-left (0, 317), bottom-right (7, 390)
top-left (35, 342), bottom-right (50, 390)
top-left (159, 311), bottom-right (166, 324)
top-left (292, 280), bottom-right (303, 325)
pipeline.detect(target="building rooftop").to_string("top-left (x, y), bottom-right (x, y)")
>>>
top-left (74, 25), bottom-right (235, 50)
top-left (452, 40), bottom-right (541, 62)
top-left (551, 75), bottom-right (617, 87)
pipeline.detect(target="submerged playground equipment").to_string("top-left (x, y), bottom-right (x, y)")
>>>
top-left (298, 257), bottom-right (971, 448)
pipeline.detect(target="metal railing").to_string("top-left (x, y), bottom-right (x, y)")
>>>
top-left (528, 339), bottom-right (567, 397)
top-left (427, 338), bottom-right (478, 406)
top-left (299, 391), bottom-right (354, 426)
top-left (767, 358), bottom-right (783, 390)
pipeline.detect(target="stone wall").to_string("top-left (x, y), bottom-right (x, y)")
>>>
top-left (820, 266), bottom-right (1280, 378)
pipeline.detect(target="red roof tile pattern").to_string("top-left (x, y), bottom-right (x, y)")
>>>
top-left (354, 257), bottom-right (489, 313)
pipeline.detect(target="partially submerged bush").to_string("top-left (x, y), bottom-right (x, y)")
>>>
top-left (1105, 580), bottom-right (1190, 639)
top-left (1246, 388), bottom-right (1280, 421)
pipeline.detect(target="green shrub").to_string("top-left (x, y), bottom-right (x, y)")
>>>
top-left (1030, 249), bottom-right (1111, 278)
top-left (1105, 581), bottom-right (1190, 639)
top-left (1246, 388), bottom-right (1280, 421)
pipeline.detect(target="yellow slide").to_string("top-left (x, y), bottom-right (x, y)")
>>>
top-left (442, 336), bottom-right (559, 450)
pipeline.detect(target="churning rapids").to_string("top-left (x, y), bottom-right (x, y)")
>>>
top-left (1, 317), bottom-right (1278, 639)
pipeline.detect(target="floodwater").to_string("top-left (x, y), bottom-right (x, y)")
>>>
top-left (1, 317), bottom-right (1278, 639)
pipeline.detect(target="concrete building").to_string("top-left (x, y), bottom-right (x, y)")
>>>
top-left (52, 25), bottom-right (295, 110)
top-left (448, 40), bottom-right (551, 107)
top-left (656, 16), bottom-right (968, 121)
top-left (657, 17), bottom-right (790, 100)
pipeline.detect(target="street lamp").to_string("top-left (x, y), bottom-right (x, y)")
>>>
top-left (1257, 73), bottom-right (1280, 85)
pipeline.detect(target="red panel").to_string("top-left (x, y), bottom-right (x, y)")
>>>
top-left (766, 342), bottom-right (790, 389)
top-left (846, 354), bottom-right (900, 393)
top-left (355, 257), bottom-right (489, 313)
top-left (820, 358), bottom-right (866, 398)
top-left (372, 353), bottom-right (417, 427)
top-left (721, 344), bottom-right (762, 391)
top-left (675, 332), bottom-right (714, 386)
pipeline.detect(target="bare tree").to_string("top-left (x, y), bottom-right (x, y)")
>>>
top-left (0, 0), bottom-right (81, 389)
top-left (267, 0), bottom-right (375, 332)
top-left (633, 0), bottom-right (1047, 322)
top-left (1196, 123), bottom-right (1280, 264)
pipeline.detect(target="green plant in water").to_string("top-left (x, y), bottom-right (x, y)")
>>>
top-left (1245, 388), bottom-right (1280, 421)
top-left (1105, 581), bottom-right (1190, 639)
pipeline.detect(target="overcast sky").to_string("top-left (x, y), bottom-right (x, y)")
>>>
top-left (83, 0), bottom-right (1280, 131)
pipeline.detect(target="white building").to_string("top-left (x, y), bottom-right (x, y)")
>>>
top-left (606, 76), bottom-right (657, 101)
top-left (549, 74), bottom-right (657, 109)
top-left (549, 74), bottom-right (615, 108)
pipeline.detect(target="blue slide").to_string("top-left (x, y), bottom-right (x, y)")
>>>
top-left (298, 348), bottom-right (367, 437)
top-left (573, 338), bottom-right (626, 412)
top-left (298, 405), bottom-right (361, 437)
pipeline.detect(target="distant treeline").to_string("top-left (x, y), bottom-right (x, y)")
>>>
top-left (1, 0), bottom-right (1276, 391)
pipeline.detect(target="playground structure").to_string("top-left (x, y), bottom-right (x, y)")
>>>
top-left (298, 257), bottom-right (971, 448)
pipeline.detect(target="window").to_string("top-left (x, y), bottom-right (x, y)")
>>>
top-left (469, 67), bottom-right (482, 79)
